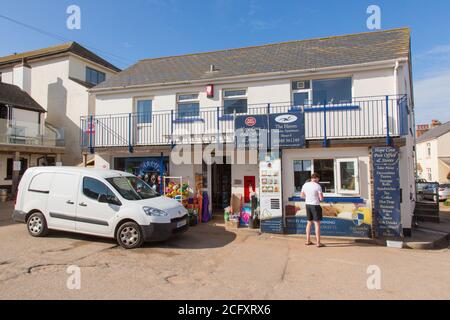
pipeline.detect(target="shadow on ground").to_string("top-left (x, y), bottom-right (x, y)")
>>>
top-left (41, 222), bottom-right (237, 250)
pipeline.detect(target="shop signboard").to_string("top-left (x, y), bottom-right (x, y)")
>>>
top-left (235, 112), bottom-right (305, 149)
top-left (259, 155), bottom-right (283, 234)
top-left (234, 115), bottom-right (268, 149)
top-left (284, 201), bottom-right (372, 238)
top-left (372, 146), bottom-right (402, 237)
top-left (269, 112), bottom-right (305, 148)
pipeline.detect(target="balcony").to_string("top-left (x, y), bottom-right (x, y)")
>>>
top-left (80, 95), bottom-right (409, 151)
top-left (0, 118), bottom-right (65, 148)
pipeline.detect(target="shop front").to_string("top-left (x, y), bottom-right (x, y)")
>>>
top-left (228, 111), bottom-right (407, 239)
top-left (114, 155), bottom-right (169, 193)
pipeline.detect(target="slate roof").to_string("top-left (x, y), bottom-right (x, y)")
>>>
top-left (0, 82), bottom-right (46, 112)
top-left (0, 42), bottom-right (120, 72)
top-left (417, 121), bottom-right (450, 143)
top-left (94, 28), bottom-right (411, 90)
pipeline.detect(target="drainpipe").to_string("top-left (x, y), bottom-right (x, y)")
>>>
top-left (394, 60), bottom-right (400, 96)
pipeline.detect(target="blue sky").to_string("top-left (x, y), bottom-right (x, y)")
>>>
top-left (1, 0), bottom-right (449, 125)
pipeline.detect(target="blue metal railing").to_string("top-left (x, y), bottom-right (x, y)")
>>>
top-left (80, 95), bottom-right (409, 151)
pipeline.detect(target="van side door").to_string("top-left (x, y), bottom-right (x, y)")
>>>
top-left (47, 172), bottom-right (81, 231)
top-left (75, 176), bottom-right (120, 236)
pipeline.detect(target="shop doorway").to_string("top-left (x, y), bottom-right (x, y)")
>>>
top-left (212, 159), bottom-right (231, 213)
top-left (244, 176), bottom-right (256, 203)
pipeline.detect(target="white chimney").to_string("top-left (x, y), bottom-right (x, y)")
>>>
top-left (13, 58), bottom-right (32, 94)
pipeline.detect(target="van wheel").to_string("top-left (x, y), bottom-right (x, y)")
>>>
top-left (27, 212), bottom-right (48, 237)
top-left (116, 222), bottom-right (144, 249)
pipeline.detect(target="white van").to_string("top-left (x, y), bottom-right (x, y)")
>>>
top-left (12, 167), bottom-right (189, 249)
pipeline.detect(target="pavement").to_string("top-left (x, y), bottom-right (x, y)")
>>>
top-left (1, 201), bottom-right (450, 300)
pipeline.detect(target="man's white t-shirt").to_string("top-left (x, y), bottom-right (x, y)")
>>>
top-left (301, 182), bottom-right (323, 205)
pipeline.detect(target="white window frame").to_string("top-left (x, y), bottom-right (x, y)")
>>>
top-left (336, 158), bottom-right (360, 195)
top-left (292, 89), bottom-right (312, 107)
top-left (223, 88), bottom-right (247, 114)
top-left (292, 157), bottom-right (361, 197)
top-left (176, 93), bottom-right (200, 118)
top-left (135, 97), bottom-right (153, 126)
top-left (291, 80), bottom-right (312, 107)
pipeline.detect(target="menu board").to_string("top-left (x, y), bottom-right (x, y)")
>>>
top-left (372, 146), bottom-right (402, 237)
top-left (259, 157), bottom-right (283, 234)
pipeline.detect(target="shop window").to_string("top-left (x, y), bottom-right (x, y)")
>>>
top-left (313, 159), bottom-right (335, 193)
top-left (177, 93), bottom-right (200, 118)
top-left (293, 158), bottom-right (359, 196)
top-left (136, 99), bottom-right (152, 124)
top-left (312, 77), bottom-right (352, 105)
top-left (83, 177), bottom-right (115, 200)
top-left (223, 89), bottom-right (247, 114)
top-left (337, 159), bottom-right (359, 194)
top-left (294, 160), bottom-right (312, 192)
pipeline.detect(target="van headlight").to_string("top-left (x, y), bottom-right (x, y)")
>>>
top-left (143, 207), bottom-right (168, 217)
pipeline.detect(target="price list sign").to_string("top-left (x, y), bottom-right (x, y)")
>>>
top-left (372, 146), bottom-right (402, 237)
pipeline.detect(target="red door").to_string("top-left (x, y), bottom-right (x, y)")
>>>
top-left (244, 176), bottom-right (256, 203)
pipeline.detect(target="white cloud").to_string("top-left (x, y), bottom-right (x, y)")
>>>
top-left (414, 69), bottom-right (450, 124)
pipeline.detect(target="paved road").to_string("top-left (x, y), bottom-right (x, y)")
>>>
top-left (1, 202), bottom-right (450, 300)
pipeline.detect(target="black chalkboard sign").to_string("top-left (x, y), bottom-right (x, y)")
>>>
top-left (372, 147), bottom-right (402, 237)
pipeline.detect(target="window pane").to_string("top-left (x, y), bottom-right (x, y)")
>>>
top-left (86, 67), bottom-right (106, 85)
top-left (313, 159), bottom-right (335, 193)
top-left (339, 161), bottom-right (356, 191)
top-left (294, 160), bottom-right (312, 192)
top-left (177, 102), bottom-right (200, 118)
top-left (293, 92), bottom-right (310, 106)
top-left (312, 77), bottom-right (352, 105)
top-left (137, 100), bottom-right (152, 124)
top-left (224, 90), bottom-right (246, 97)
top-left (83, 177), bottom-right (111, 200)
top-left (178, 94), bottom-right (199, 101)
top-left (98, 72), bottom-right (106, 84)
top-left (224, 99), bottom-right (248, 114)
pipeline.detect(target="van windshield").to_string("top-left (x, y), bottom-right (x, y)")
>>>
top-left (106, 176), bottom-right (159, 201)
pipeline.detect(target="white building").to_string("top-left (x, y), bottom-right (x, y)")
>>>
top-left (416, 121), bottom-right (450, 183)
top-left (0, 42), bottom-right (120, 193)
top-left (85, 28), bottom-right (416, 238)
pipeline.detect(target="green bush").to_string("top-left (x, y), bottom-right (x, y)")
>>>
top-left (444, 199), bottom-right (450, 207)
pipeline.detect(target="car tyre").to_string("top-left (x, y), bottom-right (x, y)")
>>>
top-left (116, 222), bottom-right (144, 249)
top-left (27, 212), bottom-right (49, 237)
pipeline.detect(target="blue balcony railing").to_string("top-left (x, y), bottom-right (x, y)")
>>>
top-left (80, 95), bottom-right (409, 151)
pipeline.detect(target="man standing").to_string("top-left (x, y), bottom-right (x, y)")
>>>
top-left (301, 173), bottom-right (324, 248)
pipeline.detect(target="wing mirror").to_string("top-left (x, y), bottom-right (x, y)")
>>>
top-left (98, 194), bottom-right (122, 206)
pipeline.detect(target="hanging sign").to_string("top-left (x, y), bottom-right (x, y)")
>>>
top-left (372, 146), bottom-right (402, 237)
top-left (259, 155), bottom-right (283, 234)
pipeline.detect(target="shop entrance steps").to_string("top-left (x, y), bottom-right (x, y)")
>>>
top-left (414, 202), bottom-right (440, 223)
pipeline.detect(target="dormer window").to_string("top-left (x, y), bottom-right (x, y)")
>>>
top-left (86, 67), bottom-right (106, 85)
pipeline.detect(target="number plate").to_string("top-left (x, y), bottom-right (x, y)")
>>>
top-left (176, 220), bottom-right (187, 228)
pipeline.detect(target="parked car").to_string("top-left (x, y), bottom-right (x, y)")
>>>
top-left (12, 167), bottom-right (189, 249)
top-left (438, 184), bottom-right (450, 201)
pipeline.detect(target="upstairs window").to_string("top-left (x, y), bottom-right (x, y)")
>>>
top-left (136, 99), bottom-right (153, 124)
top-left (177, 93), bottom-right (200, 118)
top-left (223, 89), bottom-right (247, 115)
top-left (312, 77), bottom-right (352, 105)
top-left (86, 67), bottom-right (106, 85)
